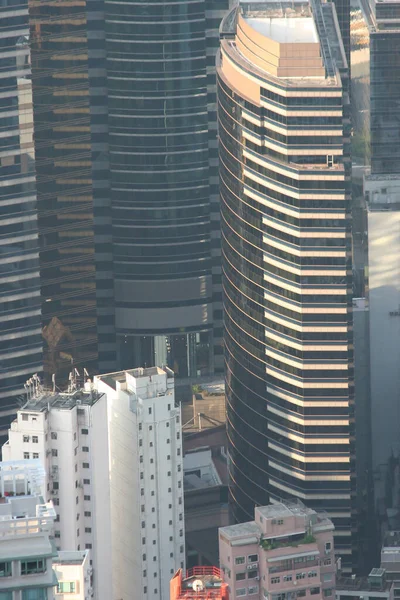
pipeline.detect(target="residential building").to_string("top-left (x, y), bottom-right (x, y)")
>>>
top-left (219, 501), bottom-right (336, 600)
top-left (336, 569), bottom-right (394, 600)
top-left (2, 366), bottom-right (185, 600)
top-left (0, 0), bottom-right (42, 434)
top-left (29, 0), bottom-right (98, 385)
top-left (170, 567), bottom-right (229, 600)
top-left (2, 385), bottom-right (99, 556)
top-left (217, 0), bottom-right (355, 570)
top-left (92, 366), bottom-right (185, 600)
top-left (86, 0), bottom-right (229, 377)
top-left (53, 550), bottom-right (92, 600)
top-left (0, 460), bottom-right (56, 600)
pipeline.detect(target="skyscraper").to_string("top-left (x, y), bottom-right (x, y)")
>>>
top-left (0, 0), bottom-right (42, 434)
top-left (29, 0), bottom-right (98, 385)
top-left (87, 0), bottom-right (228, 377)
top-left (217, 0), bottom-right (355, 571)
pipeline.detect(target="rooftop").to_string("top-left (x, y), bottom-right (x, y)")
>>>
top-left (336, 569), bottom-right (392, 593)
top-left (173, 567), bottom-right (228, 600)
top-left (54, 550), bottom-right (89, 566)
top-left (96, 366), bottom-right (174, 392)
top-left (383, 530), bottom-right (400, 548)
top-left (20, 388), bottom-right (103, 413)
top-left (246, 16), bottom-right (318, 42)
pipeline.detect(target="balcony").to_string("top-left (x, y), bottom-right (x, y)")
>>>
top-left (261, 534), bottom-right (316, 551)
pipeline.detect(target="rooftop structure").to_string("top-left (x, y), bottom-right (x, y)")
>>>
top-left (53, 550), bottom-right (92, 600)
top-left (336, 568), bottom-right (394, 600)
top-left (170, 567), bottom-right (229, 600)
top-left (219, 502), bottom-right (336, 600)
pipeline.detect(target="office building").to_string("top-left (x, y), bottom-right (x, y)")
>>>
top-left (29, 0), bottom-right (98, 384)
top-left (170, 567), bottom-right (229, 600)
top-left (53, 550), bottom-right (92, 600)
top-left (3, 366), bottom-right (185, 600)
top-left (218, 501), bottom-right (336, 600)
top-left (86, 0), bottom-right (229, 377)
top-left (217, 0), bottom-right (355, 570)
top-left (92, 366), bottom-right (185, 600)
top-left (0, 0), bottom-right (42, 435)
top-left (0, 460), bottom-right (56, 600)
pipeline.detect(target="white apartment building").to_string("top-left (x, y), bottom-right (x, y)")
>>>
top-left (0, 460), bottom-right (56, 600)
top-left (2, 387), bottom-right (98, 556)
top-left (53, 550), bottom-right (92, 600)
top-left (3, 366), bottom-right (185, 600)
top-left (92, 366), bottom-right (185, 600)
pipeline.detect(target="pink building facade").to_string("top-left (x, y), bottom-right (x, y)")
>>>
top-left (219, 502), bottom-right (336, 600)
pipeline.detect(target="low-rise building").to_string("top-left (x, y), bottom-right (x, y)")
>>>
top-left (0, 460), bottom-right (56, 600)
top-left (170, 566), bottom-right (229, 600)
top-left (336, 568), bottom-right (394, 600)
top-left (219, 501), bottom-right (336, 600)
top-left (53, 550), bottom-right (92, 600)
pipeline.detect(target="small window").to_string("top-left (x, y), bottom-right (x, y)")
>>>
top-left (297, 591), bottom-right (306, 598)
top-left (168, 404), bottom-right (171, 411)
top-left (236, 589), bottom-right (246, 597)
top-left (248, 554), bottom-right (258, 563)
top-left (85, 528), bottom-right (91, 533)
top-left (248, 586), bottom-right (259, 596)
top-left (324, 559), bottom-right (332, 566)
top-left (77, 529), bottom-right (80, 537)
top-left (52, 449), bottom-right (58, 457)
top-left (23, 435), bottom-right (29, 443)
top-left (248, 570), bottom-right (258, 579)
top-left (148, 408), bottom-right (152, 415)
top-left (144, 587), bottom-right (147, 594)
top-left (83, 463), bottom-right (89, 468)
top-left (325, 542), bottom-right (332, 552)
top-left (235, 557), bottom-right (245, 565)
top-left (271, 577), bottom-right (280, 584)
top-left (22, 414), bottom-right (29, 421)
top-left (58, 582), bottom-right (76, 593)
top-left (33, 453), bottom-right (39, 459)
top-left (32, 436), bottom-right (38, 444)
top-left (0, 561), bottom-right (12, 577)
top-left (84, 495), bottom-right (90, 501)
top-left (81, 428), bottom-right (88, 435)
top-left (310, 589), bottom-right (320, 596)
top-left (139, 423), bottom-right (142, 431)
top-left (23, 452), bottom-right (30, 459)
top-left (53, 498), bottom-right (59, 506)
top-left (284, 575), bottom-right (292, 582)
top-left (166, 422), bottom-right (169, 428)
top-left (296, 574), bottom-right (306, 580)
top-left (236, 573), bottom-right (246, 581)
top-left (308, 571), bottom-right (318, 578)
top-left (324, 590), bottom-right (333, 597)
top-left (323, 574), bottom-right (333, 583)
top-left (83, 479), bottom-right (90, 485)
top-left (82, 447), bottom-right (89, 452)
top-left (55, 531), bottom-right (61, 538)
top-left (53, 482), bottom-right (59, 490)
top-left (85, 544), bottom-right (92, 549)
top-left (84, 511), bottom-right (91, 517)
top-left (77, 408), bottom-right (84, 415)
top-left (143, 569), bottom-right (147, 577)
top-left (21, 559), bottom-right (45, 575)
top-left (51, 432), bottom-right (57, 440)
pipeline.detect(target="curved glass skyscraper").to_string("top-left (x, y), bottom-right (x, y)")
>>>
top-left (0, 0), bottom-right (42, 433)
top-left (217, 0), bottom-right (356, 571)
top-left (88, 0), bottom-right (227, 377)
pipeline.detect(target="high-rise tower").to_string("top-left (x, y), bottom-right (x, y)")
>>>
top-left (0, 0), bottom-right (42, 434)
top-left (87, 0), bottom-right (228, 377)
top-left (217, 0), bottom-right (355, 571)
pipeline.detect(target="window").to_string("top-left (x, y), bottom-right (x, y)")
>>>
top-left (141, 506), bottom-right (145, 512)
top-left (166, 422), bottom-right (169, 428)
top-left (236, 589), bottom-right (246, 597)
top-left (83, 463), bottom-right (89, 469)
top-left (323, 574), bottom-right (333, 583)
top-left (85, 544), bottom-right (92, 549)
top-left (323, 559), bottom-right (331, 566)
top-left (308, 572), bottom-right (318, 578)
top-left (53, 498), bottom-right (59, 506)
top-left (169, 537), bottom-right (173, 542)
top-left (248, 555), bottom-right (258, 563)
top-left (142, 538), bottom-right (146, 545)
top-left (277, 519), bottom-right (284, 525)
top-left (148, 408), bottom-right (152, 415)
top-left (325, 542), bottom-right (331, 552)
top-left (23, 435), bottom-right (29, 443)
top-left (144, 587), bottom-right (147, 594)
top-left (58, 581), bottom-right (76, 594)
top-left (53, 482), bottom-right (59, 490)
top-left (296, 574), bottom-right (306, 580)
top-left (22, 414), bottom-right (29, 421)
top-left (32, 436), bottom-right (38, 444)
top-left (51, 432), bottom-right (57, 440)
top-left (85, 528), bottom-right (91, 533)
top-left (310, 589), bottom-right (320, 595)
top-left (177, 449), bottom-right (181, 456)
top-left (283, 575), bottom-right (292, 582)
top-left (143, 569), bottom-right (147, 577)
top-left (82, 447), bottom-right (89, 452)
top-left (77, 409), bottom-right (84, 415)
top-left (323, 590), bottom-right (333, 597)
top-left (168, 404), bottom-right (171, 411)
top-left (52, 449), bottom-right (58, 457)
top-left (248, 571), bottom-right (258, 579)
top-left (166, 439), bottom-right (170, 444)
top-left (248, 586), bottom-right (259, 595)
top-left (81, 429), bottom-right (88, 435)
top-left (24, 453), bottom-right (30, 459)
top-left (84, 495), bottom-right (90, 501)
top-left (21, 559), bottom-right (45, 575)
top-left (142, 554), bottom-right (146, 561)
top-left (77, 529), bottom-right (79, 537)
top-left (236, 573), bottom-right (246, 581)
top-left (271, 578), bottom-right (280, 584)
top-left (0, 562), bottom-right (11, 577)
top-left (235, 557), bottom-right (245, 565)
top-left (83, 479), bottom-right (90, 485)
top-left (76, 514), bottom-right (80, 521)
top-left (297, 591), bottom-right (306, 598)
top-left (142, 521), bottom-right (145, 528)
top-left (153, 557), bottom-right (157, 562)
top-left (150, 442), bottom-right (153, 448)
top-left (33, 453), bottom-right (39, 459)
top-left (74, 433), bottom-right (77, 441)
top-left (149, 426), bottom-right (152, 431)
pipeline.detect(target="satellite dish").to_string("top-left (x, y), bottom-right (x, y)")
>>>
top-left (192, 580), bottom-right (204, 592)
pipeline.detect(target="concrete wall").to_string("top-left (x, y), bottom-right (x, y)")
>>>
top-left (368, 209), bottom-right (400, 473)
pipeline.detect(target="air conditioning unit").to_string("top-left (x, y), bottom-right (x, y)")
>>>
top-left (247, 564), bottom-right (258, 570)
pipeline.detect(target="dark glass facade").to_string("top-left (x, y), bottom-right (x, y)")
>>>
top-left (87, 0), bottom-right (227, 376)
top-left (29, 0), bottom-right (98, 384)
top-left (218, 1), bottom-right (356, 572)
top-left (0, 1), bottom-right (42, 433)
top-left (370, 2), bottom-right (400, 174)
